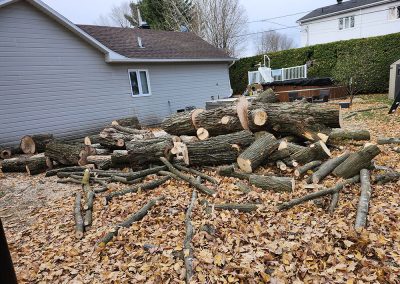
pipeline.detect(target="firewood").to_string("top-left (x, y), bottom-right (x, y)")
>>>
top-left (327, 129), bottom-right (370, 145)
top-left (289, 141), bottom-right (331, 165)
top-left (25, 153), bottom-right (48, 175)
top-left (111, 116), bottom-right (141, 129)
top-left (377, 137), bottom-right (400, 145)
top-left (372, 171), bottom-right (400, 185)
top-left (86, 155), bottom-right (111, 170)
top-left (109, 125), bottom-right (149, 135)
top-left (0, 146), bottom-right (21, 160)
top-left (20, 134), bottom-right (54, 154)
top-left (110, 176), bottom-right (139, 185)
top-left (311, 152), bottom-right (351, 184)
top-left (276, 160), bottom-right (287, 171)
top-left (125, 166), bottom-right (168, 181)
top-left (235, 182), bottom-right (251, 194)
top-left (1, 157), bottom-right (28, 173)
top-left (294, 160), bottom-right (323, 178)
top-left (173, 164), bottom-right (218, 184)
top-left (249, 175), bottom-right (294, 192)
top-left (179, 136), bottom-right (198, 143)
top-left (332, 144), bottom-right (381, 179)
top-left (162, 110), bottom-right (204, 136)
top-left (278, 175), bottom-right (360, 211)
top-left (57, 177), bottom-right (82, 185)
top-left (99, 196), bottom-right (165, 246)
top-left (252, 88), bottom-right (279, 103)
top-left (160, 157), bottom-right (216, 196)
top-left (184, 190), bottom-right (197, 284)
top-left (196, 128), bottom-right (209, 140)
top-left (237, 132), bottom-right (279, 173)
top-left (328, 192), bottom-right (340, 214)
top-left (84, 135), bottom-right (102, 146)
top-left (45, 142), bottom-right (86, 166)
top-left (213, 203), bottom-right (258, 212)
top-left (84, 191), bottom-right (95, 227)
top-left (74, 192), bottom-right (84, 239)
top-left (355, 169), bottom-right (372, 229)
top-left (126, 139), bottom-right (174, 169)
top-left (217, 165), bottom-right (250, 181)
top-left (45, 166), bottom-right (88, 177)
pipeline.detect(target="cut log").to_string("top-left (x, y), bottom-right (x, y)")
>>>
top-left (98, 136), bottom-right (125, 150)
top-left (249, 175), bottom-right (294, 192)
top-left (127, 139), bottom-right (173, 169)
top-left (84, 191), bottom-right (95, 227)
top-left (99, 196), bottom-right (165, 246)
top-left (173, 164), bottom-right (218, 184)
top-left (377, 137), bottom-right (400, 145)
top-left (214, 203), bottom-right (258, 212)
top-left (179, 136), bottom-right (198, 143)
top-left (327, 129), bottom-right (370, 145)
top-left (84, 135), bottom-right (102, 146)
top-left (86, 155), bottom-right (111, 170)
top-left (278, 175), bottom-right (360, 211)
top-left (355, 169), bottom-right (372, 229)
top-left (110, 150), bottom-right (129, 169)
top-left (289, 141), bottom-right (331, 164)
top-left (332, 144), bottom-right (381, 179)
top-left (196, 128), bottom-right (209, 140)
top-left (0, 157), bottom-right (28, 173)
top-left (237, 132), bottom-right (279, 173)
top-left (162, 110), bottom-right (204, 135)
top-left (252, 88), bottom-right (279, 103)
top-left (0, 146), bottom-right (21, 160)
top-left (217, 165), bottom-right (251, 181)
top-left (111, 116), bottom-right (141, 129)
top-left (109, 125), bottom-right (150, 136)
top-left (294, 160), bottom-right (323, 178)
top-left (159, 157), bottom-right (216, 196)
top-left (20, 134), bottom-right (54, 154)
top-left (276, 160), bottom-right (287, 171)
top-left (45, 142), bottom-right (86, 166)
top-left (185, 131), bottom-right (255, 166)
top-left (184, 190), bottom-right (197, 284)
top-left (25, 153), bottom-right (48, 175)
top-left (74, 192), bottom-right (84, 239)
top-left (373, 171), bottom-right (400, 185)
top-left (311, 152), bottom-right (351, 184)
top-left (235, 182), bottom-right (251, 194)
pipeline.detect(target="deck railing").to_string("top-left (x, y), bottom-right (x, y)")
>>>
top-left (248, 64), bottom-right (307, 85)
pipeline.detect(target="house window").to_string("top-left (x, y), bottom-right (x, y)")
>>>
top-left (389, 6), bottom-right (400, 20)
top-left (128, 69), bottom-right (151, 96)
top-left (339, 16), bottom-right (355, 30)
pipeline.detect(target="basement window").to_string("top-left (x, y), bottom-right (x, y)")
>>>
top-left (339, 15), bottom-right (355, 30)
top-left (389, 6), bottom-right (400, 20)
top-left (128, 69), bottom-right (151, 96)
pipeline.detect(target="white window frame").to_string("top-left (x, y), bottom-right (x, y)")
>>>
top-left (338, 15), bottom-right (355, 30)
top-left (388, 6), bottom-right (400, 21)
top-left (128, 69), bottom-right (152, 97)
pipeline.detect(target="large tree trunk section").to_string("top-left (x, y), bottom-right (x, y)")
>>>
top-left (249, 175), bottom-right (294, 192)
top-left (1, 157), bottom-right (28, 173)
top-left (332, 144), bottom-right (381, 179)
top-left (217, 165), bottom-right (251, 181)
top-left (86, 156), bottom-right (112, 170)
top-left (109, 125), bottom-right (150, 136)
top-left (290, 141), bottom-right (331, 164)
top-left (25, 153), bottom-right (48, 175)
top-left (213, 203), bottom-right (258, 212)
top-left (185, 131), bottom-right (254, 166)
top-left (311, 152), bottom-right (351, 184)
top-left (294, 160), bottom-right (323, 178)
top-left (45, 142), bottom-right (85, 166)
top-left (237, 133), bottom-right (279, 173)
top-left (184, 190), bottom-right (197, 284)
top-left (327, 129), bottom-right (370, 145)
top-left (98, 136), bottom-right (125, 150)
top-left (252, 88), bottom-right (279, 103)
top-left (125, 137), bottom-right (173, 151)
top-left (110, 150), bottom-right (129, 169)
top-left (278, 175), bottom-right (360, 211)
top-left (377, 137), bottom-right (400, 145)
top-left (20, 134), bottom-right (54, 154)
top-left (111, 116), bottom-right (141, 129)
top-left (126, 139), bottom-right (173, 169)
top-left (99, 196), bottom-right (165, 247)
top-left (194, 106), bottom-right (243, 136)
top-left (161, 110), bottom-right (204, 136)
top-left (355, 169), bottom-right (372, 229)
top-left (74, 193), bottom-right (84, 239)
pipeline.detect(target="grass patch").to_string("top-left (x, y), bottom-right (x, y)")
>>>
top-left (355, 94), bottom-right (394, 105)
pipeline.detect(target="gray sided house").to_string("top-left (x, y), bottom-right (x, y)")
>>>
top-left (0, 0), bottom-right (234, 146)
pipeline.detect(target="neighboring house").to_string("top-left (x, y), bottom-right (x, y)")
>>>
top-left (298, 0), bottom-right (400, 46)
top-left (0, 0), bottom-right (234, 146)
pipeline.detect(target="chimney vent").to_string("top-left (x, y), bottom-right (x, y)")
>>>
top-left (337, 0), bottom-right (343, 4)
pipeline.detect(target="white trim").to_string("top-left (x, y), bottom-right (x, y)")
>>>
top-left (128, 69), bottom-right (152, 97)
top-left (108, 57), bottom-right (236, 63)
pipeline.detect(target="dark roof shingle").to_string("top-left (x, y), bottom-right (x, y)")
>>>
top-left (77, 25), bottom-right (232, 60)
top-left (298, 0), bottom-right (390, 22)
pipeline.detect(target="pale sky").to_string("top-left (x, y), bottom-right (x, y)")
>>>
top-left (41, 0), bottom-right (335, 56)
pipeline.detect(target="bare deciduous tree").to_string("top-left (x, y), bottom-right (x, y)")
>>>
top-left (194, 0), bottom-right (248, 57)
top-left (96, 2), bottom-right (135, 28)
top-left (256, 31), bottom-right (295, 54)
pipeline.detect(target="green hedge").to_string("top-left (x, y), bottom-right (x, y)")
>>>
top-left (229, 32), bottom-right (400, 95)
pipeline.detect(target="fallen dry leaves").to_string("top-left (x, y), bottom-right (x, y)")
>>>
top-left (0, 94), bottom-right (399, 283)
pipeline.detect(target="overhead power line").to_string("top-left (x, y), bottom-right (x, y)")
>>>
top-left (247, 10), bottom-right (312, 23)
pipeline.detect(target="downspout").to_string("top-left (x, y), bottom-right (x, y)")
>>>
top-left (229, 60), bottom-right (236, 68)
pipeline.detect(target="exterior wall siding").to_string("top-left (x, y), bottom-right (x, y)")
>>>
top-left (300, 1), bottom-right (400, 46)
top-left (0, 1), bottom-right (232, 146)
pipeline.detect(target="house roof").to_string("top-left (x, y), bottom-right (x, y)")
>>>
top-left (78, 25), bottom-right (232, 61)
top-left (0, 0), bottom-right (234, 63)
top-left (298, 0), bottom-right (395, 23)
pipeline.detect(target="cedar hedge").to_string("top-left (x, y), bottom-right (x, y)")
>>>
top-left (229, 32), bottom-right (400, 95)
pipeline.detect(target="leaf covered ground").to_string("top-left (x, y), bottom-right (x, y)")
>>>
top-left (0, 94), bottom-right (399, 283)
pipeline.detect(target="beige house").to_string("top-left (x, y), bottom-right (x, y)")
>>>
top-left (389, 59), bottom-right (400, 99)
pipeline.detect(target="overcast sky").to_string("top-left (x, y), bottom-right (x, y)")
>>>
top-left (42, 0), bottom-right (335, 57)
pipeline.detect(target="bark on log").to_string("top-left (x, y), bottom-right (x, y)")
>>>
top-left (278, 175), bottom-right (360, 211)
top-left (249, 175), bottom-right (294, 192)
top-left (294, 160), bottom-right (323, 178)
top-left (328, 192), bottom-right (340, 214)
top-left (1, 157), bottom-right (28, 173)
top-left (327, 129), bottom-right (370, 145)
top-left (25, 153), bottom-right (48, 175)
top-left (332, 144), bottom-right (381, 179)
top-left (20, 134), bottom-right (54, 154)
top-left (98, 137), bottom-right (125, 150)
top-left (184, 190), bottom-right (197, 284)
top-left (373, 171), bottom-right (400, 185)
top-left (109, 125), bottom-right (150, 136)
top-left (355, 169), bottom-right (372, 229)
top-left (377, 137), bottom-right (400, 145)
top-left (237, 132), bottom-right (279, 173)
top-left (99, 196), bottom-right (165, 246)
top-left (235, 182), bottom-right (251, 194)
top-left (173, 164), bottom-right (218, 184)
top-left (289, 141), bottom-right (331, 164)
top-left (217, 165), bottom-right (251, 181)
top-left (252, 88), bottom-right (279, 103)
top-left (311, 152), bottom-right (351, 184)
top-left (0, 146), bottom-right (21, 160)
top-left (276, 160), bottom-right (287, 171)
top-left (162, 110), bottom-right (204, 135)
top-left (84, 135), bottom-right (102, 146)
top-left (179, 136), bottom-right (198, 143)
top-left (110, 150), bottom-right (129, 168)
top-left (111, 116), bottom-right (141, 129)
top-left (74, 193), bottom-right (84, 239)
top-left (125, 166), bottom-right (168, 181)
top-left (160, 157), bottom-right (216, 196)
top-left (84, 191), bottom-right (95, 227)
top-left (45, 166), bottom-right (89, 177)
top-left (57, 177), bottom-right (82, 185)
top-left (186, 131), bottom-right (255, 166)
top-left (213, 203), bottom-right (258, 212)
top-left (126, 139), bottom-right (173, 169)
top-left (45, 142), bottom-right (86, 166)
top-left (86, 155), bottom-right (111, 170)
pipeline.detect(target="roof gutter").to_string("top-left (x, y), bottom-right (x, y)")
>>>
top-left (106, 56), bottom-right (237, 64)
